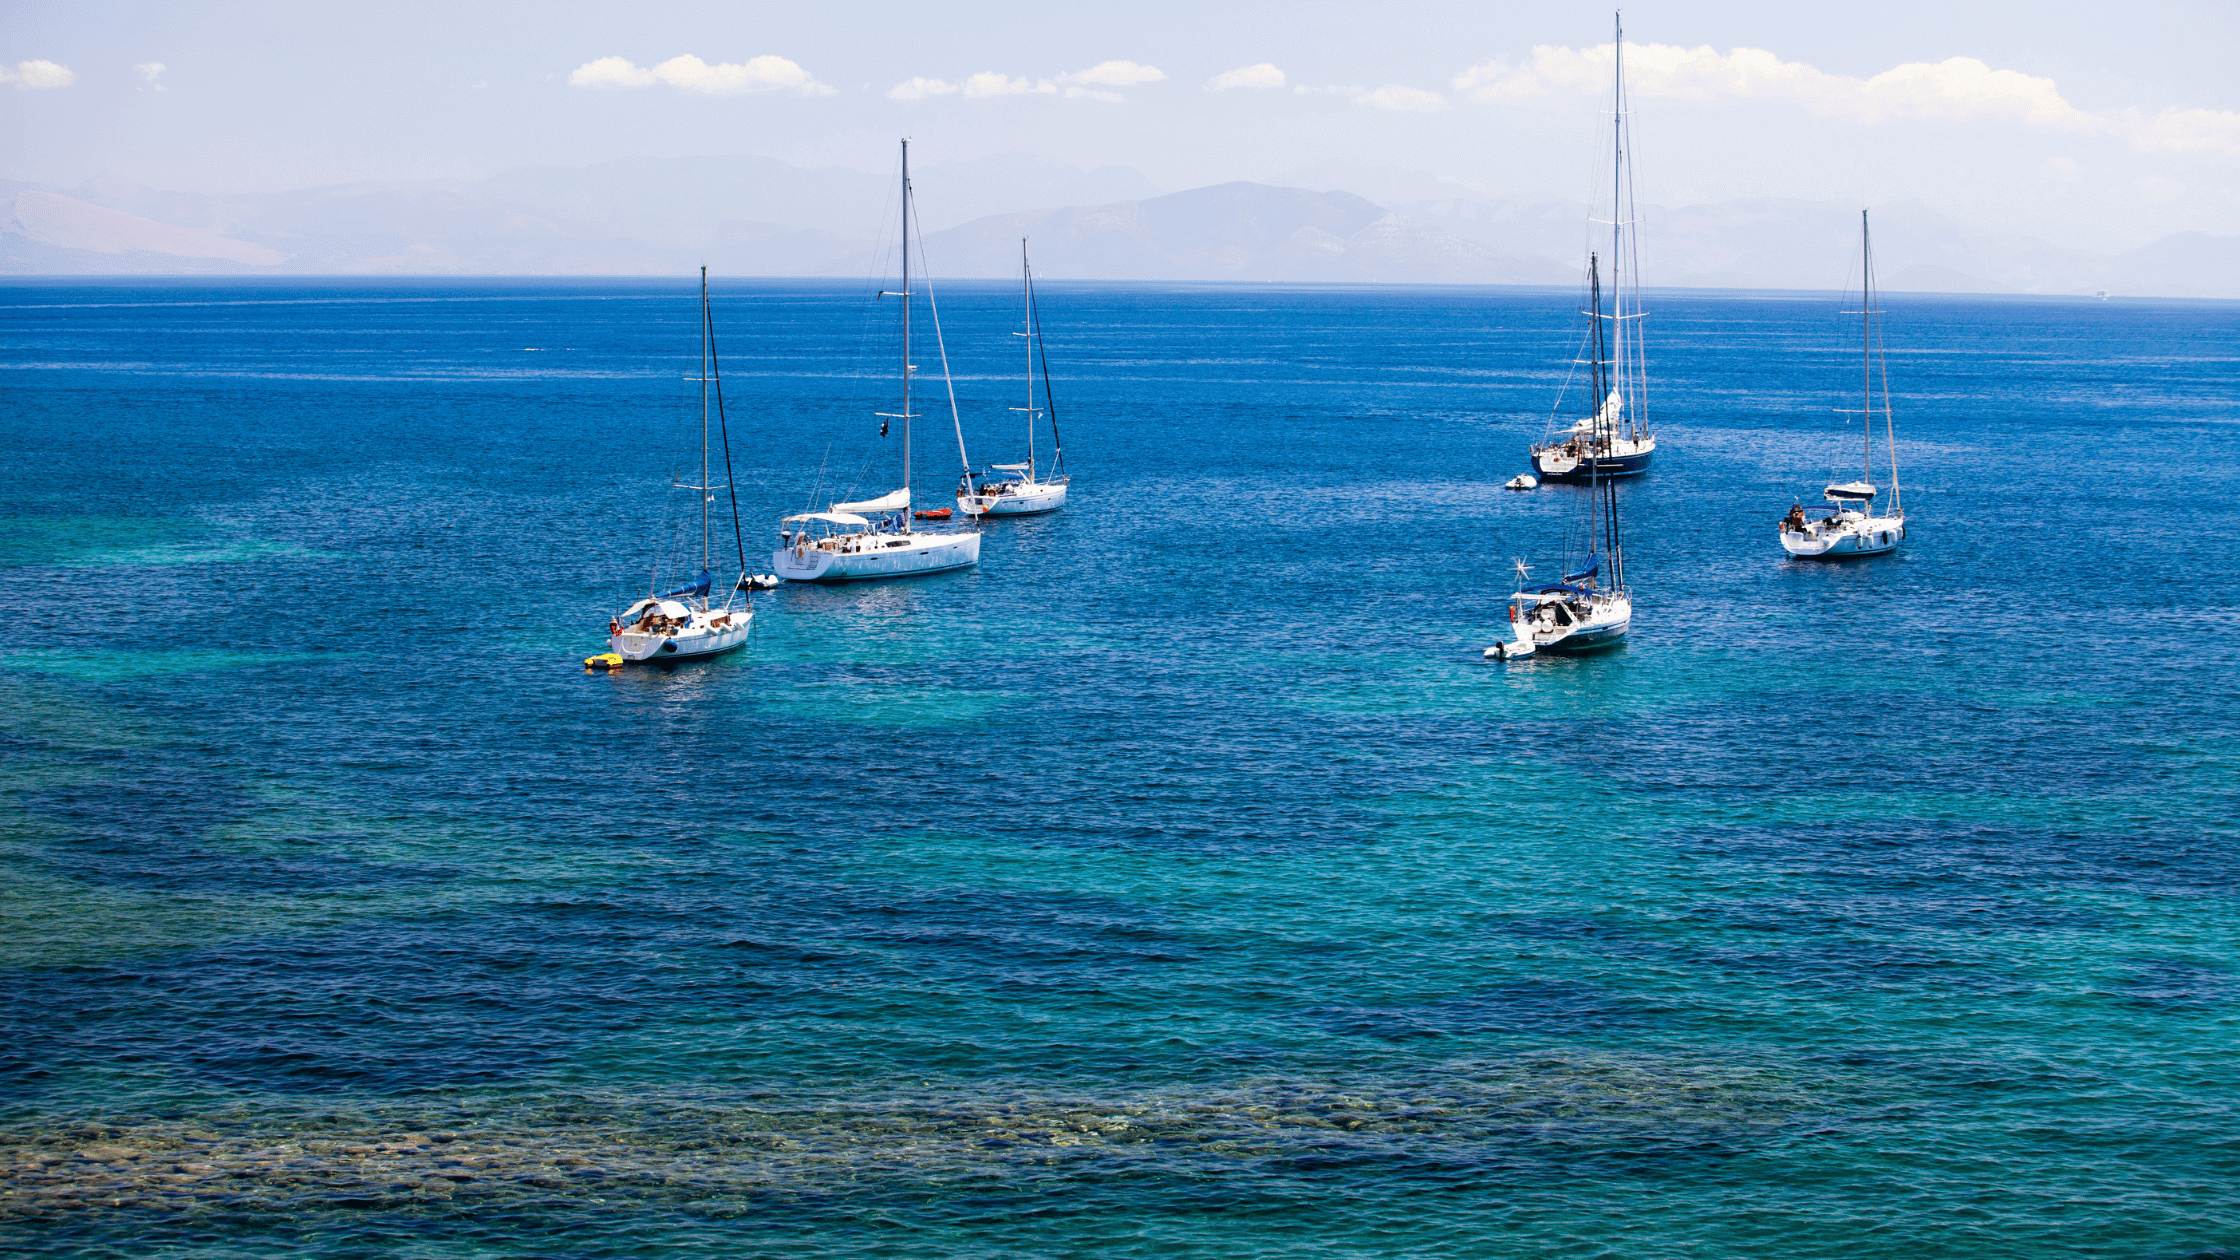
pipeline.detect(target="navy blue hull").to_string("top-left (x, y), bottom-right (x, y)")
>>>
top-left (1531, 449), bottom-right (1654, 482)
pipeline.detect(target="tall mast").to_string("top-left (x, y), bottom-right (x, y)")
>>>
top-left (1610, 10), bottom-right (1625, 444)
top-left (1861, 208), bottom-right (1874, 490)
top-left (1023, 238), bottom-right (1036, 476)
top-left (901, 139), bottom-right (912, 519)
top-left (1587, 253), bottom-right (1605, 573)
top-left (700, 265), bottom-right (711, 574)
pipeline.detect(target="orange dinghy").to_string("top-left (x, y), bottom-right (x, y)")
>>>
top-left (913, 508), bottom-right (952, 520)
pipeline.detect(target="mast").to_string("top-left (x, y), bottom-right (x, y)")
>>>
top-left (1028, 244), bottom-right (1063, 476)
top-left (1862, 208), bottom-right (1874, 491)
top-left (1587, 253), bottom-right (1606, 577)
top-left (1023, 238), bottom-right (1036, 476)
top-left (700, 266), bottom-right (711, 574)
top-left (901, 139), bottom-right (913, 522)
top-left (1610, 10), bottom-right (1625, 447)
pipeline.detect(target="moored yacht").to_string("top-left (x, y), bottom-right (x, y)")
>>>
top-left (1491, 258), bottom-right (1635, 661)
top-left (1780, 209), bottom-right (1906, 561)
top-left (959, 238), bottom-right (1069, 518)
top-left (605, 268), bottom-right (754, 663)
top-left (774, 138), bottom-right (980, 583)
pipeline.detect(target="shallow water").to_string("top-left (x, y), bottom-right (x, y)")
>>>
top-left (2, 278), bottom-right (2236, 1258)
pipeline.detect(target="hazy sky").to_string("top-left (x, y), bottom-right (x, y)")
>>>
top-left (3, 0), bottom-right (2236, 251)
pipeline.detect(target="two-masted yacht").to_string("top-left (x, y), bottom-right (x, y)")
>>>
top-left (959, 239), bottom-right (1069, 518)
top-left (1526, 24), bottom-right (1656, 487)
top-left (774, 140), bottom-right (981, 583)
top-left (605, 268), bottom-right (755, 663)
top-left (1780, 209), bottom-right (1908, 560)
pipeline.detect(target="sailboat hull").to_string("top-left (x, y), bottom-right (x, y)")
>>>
top-left (960, 483), bottom-right (1067, 516)
top-left (1781, 517), bottom-right (1905, 560)
top-left (609, 613), bottom-right (754, 662)
top-left (773, 531), bottom-right (981, 582)
top-left (1532, 445), bottom-right (1654, 482)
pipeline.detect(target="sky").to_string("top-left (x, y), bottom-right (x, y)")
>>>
top-left (3, 0), bottom-right (2237, 252)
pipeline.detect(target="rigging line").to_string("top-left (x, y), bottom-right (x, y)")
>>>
top-left (909, 186), bottom-right (973, 476)
top-left (703, 269), bottom-right (751, 590)
top-left (1025, 246), bottom-right (1063, 475)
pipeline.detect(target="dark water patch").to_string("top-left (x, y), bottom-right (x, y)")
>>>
top-left (2106, 958), bottom-right (2237, 1014)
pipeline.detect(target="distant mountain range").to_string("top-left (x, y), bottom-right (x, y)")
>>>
top-left (4, 154), bottom-right (2234, 297)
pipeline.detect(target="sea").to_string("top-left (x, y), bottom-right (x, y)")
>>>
top-left (2, 277), bottom-right (2236, 1259)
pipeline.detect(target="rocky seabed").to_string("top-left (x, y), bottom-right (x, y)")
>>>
top-left (1, 1059), bottom-right (1807, 1221)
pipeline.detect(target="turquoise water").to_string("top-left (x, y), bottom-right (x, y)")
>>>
top-left (2, 279), bottom-right (2236, 1258)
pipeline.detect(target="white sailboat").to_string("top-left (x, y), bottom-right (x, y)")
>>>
top-left (606, 268), bottom-right (755, 663)
top-left (1490, 17), bottom-right (1644, 661)
top-left (1526, 20), bottom-right (1655, 487)
top-left (1489, 256), bottom-right (1634, 661)
top-left (1780, 209), bottom-right (1907, 560)
top-left (959, 238), bottom-right (1069, 518)
top-left (774, 139), bottom-right (982, 583)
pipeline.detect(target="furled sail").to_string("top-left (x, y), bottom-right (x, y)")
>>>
top-left (832, 488), bottom-right (909, 513)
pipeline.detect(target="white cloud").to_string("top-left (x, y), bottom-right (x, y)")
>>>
top-left (1452, 42), bottom-right (2240, 158)
top-left (1, 59), bottom-right (75, 90)
top-left (1355, 85), bottom-right (1445, 112)
top-left (2136, 175), bottom-right (2185, 204)
top-left (2120, 106), bottom-right (2240, 157)
top-left (133, 62), bottom-right (165, 91)
top-left (1064, 60), bottom-right (1165, 88)
top-left (1210, 63), bottom-right (1285, 91)
top-left (888, 76), bottom-right (957, 102)
top-left (567, 53), bottom-right (832, 96)
top-left (962, 71), bottom-right (1055, 98)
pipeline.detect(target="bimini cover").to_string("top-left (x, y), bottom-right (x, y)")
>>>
top-left (1563, 555), bottom-right (1600, 583)
top-left (659, 570), bottom-right (711, 600)
top-left (989, 463), bottom-right (1031, 473)
top-left (833, 488), bottom-right (909, 513)
top-left (1824, 482), bottom-right (1877, 501)
top-left (782, 511), bottom-right (871, 526)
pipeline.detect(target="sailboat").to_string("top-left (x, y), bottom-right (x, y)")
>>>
top-left (773, 139), bottom-right (982, 582)
top-left (1489, 255), bottom-right (1633, 660)
top-left (1780, 209), bottom-right (1906, 560)
top-left (959, 238), bottom-right (1069, 518)
top-left (606, 268), bottom-right (755, 663)
top-left (1491, 17), bottom-right (1644, 661)
top-left (1527, 20), bottom-right (1656, 484)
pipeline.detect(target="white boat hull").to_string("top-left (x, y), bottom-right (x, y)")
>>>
top-left (1781, 516), bottom-right (1905, 560)
top-left (1497, 590), bottom-right (1631, 656)
top-left (960, 482), bottom-right (1066, 517)
top-left (773, 530), bottom-right (981, 582)
top-left (609, 611), bottom-right (753, 662)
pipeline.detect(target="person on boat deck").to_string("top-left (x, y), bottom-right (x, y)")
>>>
top-left (1783, 503), bottom-right (1806, 532)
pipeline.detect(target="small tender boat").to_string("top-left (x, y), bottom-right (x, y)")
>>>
top-left (1779, 209), bottom-right (1906, 562)
top-left (604, 268), bottom-right (755, 665)
top-left (914, 508), bottom-right (952, 520)
top-left (1505, 474), bottom-right (1538, 490)
top-left (959, 238), bottom-right (1070, 518)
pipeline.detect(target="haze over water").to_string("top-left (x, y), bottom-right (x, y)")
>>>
top-left (3, 278), bottom-right (2236, 1258)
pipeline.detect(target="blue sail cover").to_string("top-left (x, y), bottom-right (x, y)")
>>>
top-left (660, 571), bottom-right (712, 599)
top-left (1563, 556), bottom-right (1599, 582)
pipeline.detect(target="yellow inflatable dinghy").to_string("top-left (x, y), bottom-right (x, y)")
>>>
top-left (584, 653), bottom-right (625, 670)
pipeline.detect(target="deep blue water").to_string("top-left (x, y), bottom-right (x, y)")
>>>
top-left (2, 277), bottom-right (2236, 1259)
